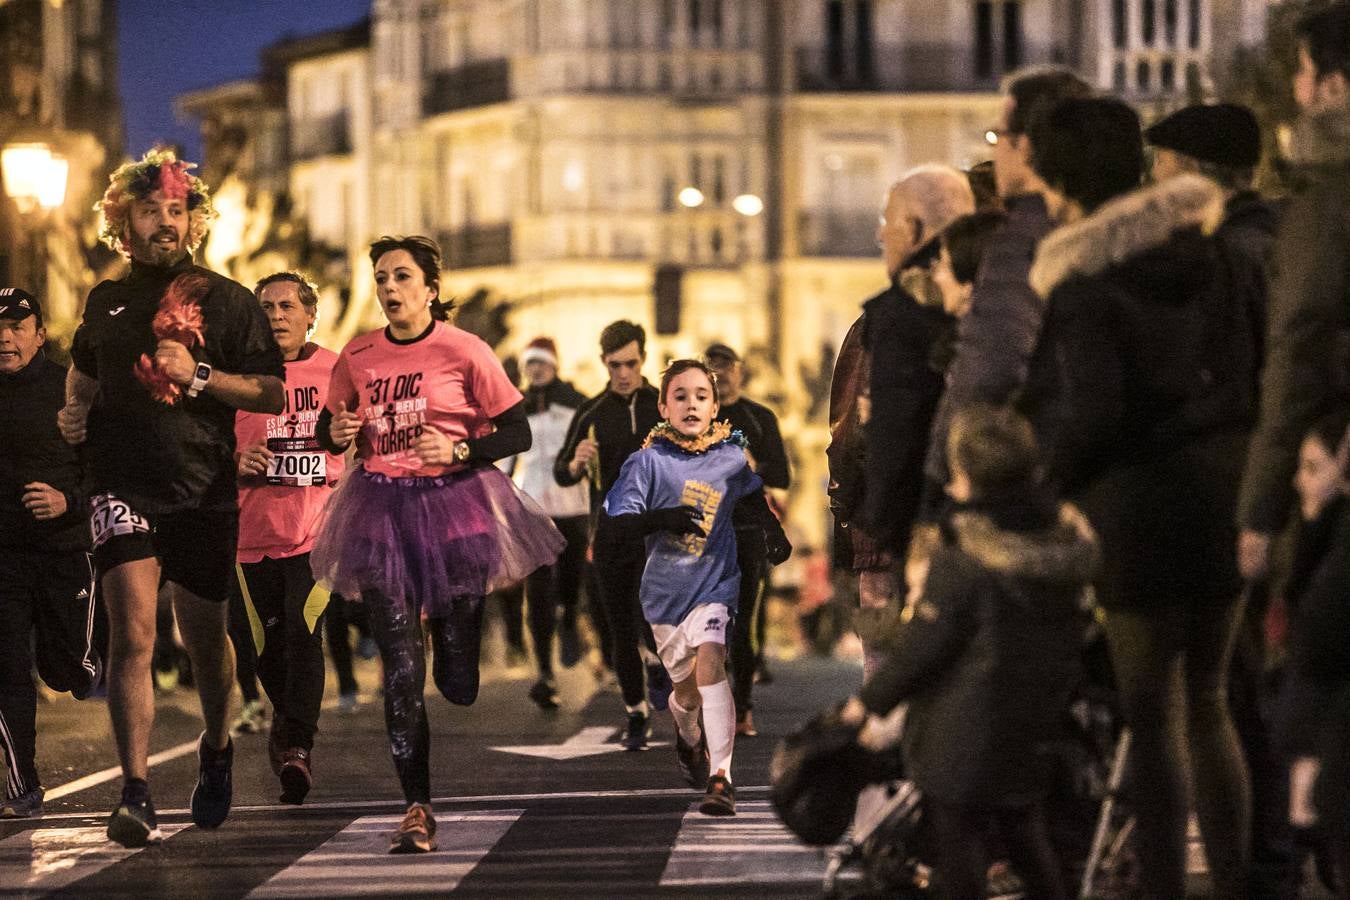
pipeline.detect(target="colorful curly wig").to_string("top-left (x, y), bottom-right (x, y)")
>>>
top-left (96, 147), bottom-right (215, 257)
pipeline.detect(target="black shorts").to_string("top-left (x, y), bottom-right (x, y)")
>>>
top-left (90, 495), bottom-right (238, 604)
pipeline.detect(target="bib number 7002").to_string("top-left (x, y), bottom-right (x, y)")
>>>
top-left (90, 493), bottom-right (151, 549)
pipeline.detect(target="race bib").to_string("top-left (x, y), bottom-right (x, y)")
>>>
top-left (265, 436), bottom-right (328, 486)
top-left (90, 493), bottom-right (151, 549)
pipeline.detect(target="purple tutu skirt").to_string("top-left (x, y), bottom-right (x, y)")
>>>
top-left (310, 464), bottom-right (565, 616)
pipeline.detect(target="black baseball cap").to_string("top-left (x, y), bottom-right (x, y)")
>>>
top-left (0, 288), bottom-right (41, 325)
top-left (1144, 103), bottom-right (1262, 169)
top-left (704, 342), bottom-right (740, 364)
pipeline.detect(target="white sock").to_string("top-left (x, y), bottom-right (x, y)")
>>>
top-left (698, 680), bottom-right (735, 782)
top-left (625, 700), bottom-right (649, 717)
top-left (669, 694), bottom-right (702, 745)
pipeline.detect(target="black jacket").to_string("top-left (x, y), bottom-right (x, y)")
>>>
top-left (70, 256), bottom-right (284, 514)
top-left (861, 271), bottom-right (955, 556)
top-left (0, 352), bottom-right (89, 551)
top-left (523, 378), bottom-right (586, 416)
top-left (1021, 175), bottom-right (1259, 609)
top-left (553, 381), bottom-right (661, 512)
top-left (860, 498), bottom-right (1097, 805)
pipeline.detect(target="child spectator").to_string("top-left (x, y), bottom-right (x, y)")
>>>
top-left (840, 404), bottom-right (1097, 900)
top-left (601, 360), bottom-right (790, 816)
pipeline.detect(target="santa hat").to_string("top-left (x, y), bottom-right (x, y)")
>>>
top-left (521, 336), bottom-right (559, 368)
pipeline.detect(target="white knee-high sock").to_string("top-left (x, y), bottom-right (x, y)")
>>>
top-left (698, 680), bottom-right (735, 781)
top-left (669, 694), bottom-right (702, 745)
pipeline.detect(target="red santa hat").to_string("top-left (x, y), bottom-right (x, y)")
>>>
top-left (520, 336), bottom-right (559, 368)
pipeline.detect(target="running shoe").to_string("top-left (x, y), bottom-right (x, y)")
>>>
top-left (736, 709), bottom-right (759, 737)
top-left (189, 733), bottom-right (233, 829)
top-left (231, 698), bottom-right (265, 735)
top-left (337, 691), bottom-right (360, 715)
top-left (528, 678), bottom-right (560, 711)
top-left (558, 616), bottom-right (583, 668)
top-left (390, 803), bottom-right (438, 854)
top-left (1, 787), bottom-right (44, 819)
top-left (278, 748), bottom-right (312, 806)
top-left (700, 773), bottom-right (736, 817)
top-left (107, 782), bottom-right (162, 847)
top-left (674, 733), bottom-right (709, 787)
top-left (621, 711), bottom-right (651, 751)
top-left (646, 661), bottom-right (672, 712)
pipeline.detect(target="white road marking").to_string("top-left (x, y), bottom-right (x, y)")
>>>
top-left (45, 738), bottom-right (201, 802)
top-left (659, 800), bottom-right (831, 886)
top-left (0, 824), bottom-right (189, 895)
top-left (247, 810), bottom-right (523, 898)
top-left (490, 725), bottom-right (668, 760)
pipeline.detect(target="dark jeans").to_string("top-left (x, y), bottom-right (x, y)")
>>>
top-left (0, 549), bottom-right (101, 797)
top-left (593, 536), bottom-right (656, 708)
top-left (525, 515), bottom-right (588, 678)
top-left (235, 554), bottom-right (329, 750)
top-left (1104, 598), bottom-right (1252, 900)
top-left (729, 529), bottom-right (767, 715)
top-left (226, 583), bottom-right (261, 704)
top-left (363, 590), bottom-right (484, 805)
top-left (322, 594), bottom-right (359, 697)
top-left (926, 798), bottom-right (1067, 900)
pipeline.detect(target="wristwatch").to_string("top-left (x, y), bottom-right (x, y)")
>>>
top-left (187, 362), bottom-right (212, 398)
top-left (453, 441), bottom-right (472, 463)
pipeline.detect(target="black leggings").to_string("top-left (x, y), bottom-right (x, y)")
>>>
top-left (592, 537), bottom-right (657, 708)
top-left (363, 590), bottom-right (484, 805)
top-left (236, 554), bottom-right (328, 750)
top-left (926, 799), bottom-right (1067, 900)
top-left (1104, 598), bottom-right (1251, 900)
top-left (525, 515), bottom-right (588, 678)
top-left (729, 530), bottom-right (767, 715)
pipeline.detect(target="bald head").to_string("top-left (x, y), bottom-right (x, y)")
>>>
top-left (877, 165), bottom-right (976, 280)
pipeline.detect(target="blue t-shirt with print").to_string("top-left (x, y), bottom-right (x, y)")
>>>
top-left (603, 438), bottom-right (762, 626)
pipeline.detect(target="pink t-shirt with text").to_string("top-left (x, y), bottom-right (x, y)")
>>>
top-left (326, 321), bottom-right (522, 478)
top-left (235, 344), bottom-right (346, 563)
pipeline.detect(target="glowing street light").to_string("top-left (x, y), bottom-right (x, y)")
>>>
top-left (732, 193), bottom-right (763, 216)
top-left (677, 186), bottom-right (704, 208)
top-left (1, 143), bottom-right (68, 213)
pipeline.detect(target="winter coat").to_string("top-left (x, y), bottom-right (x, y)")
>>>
top-left (860, 269), bottom-right (956, 558)
top-left (1239, 105), bottom-right (1350, 535)
top-left (1020, 175), bottom-right (1259, 609)
top-left (501, 378), bottom-right (589, 519)
top-left (826, 308), bottom-right (887, 571)
top-left (923, 193), bottom-right (1057, 507)
top-left (858, 497), bottom-right (1097, 806)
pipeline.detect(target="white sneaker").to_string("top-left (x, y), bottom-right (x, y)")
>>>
top-left (231, 699), bottom-right (265, 735)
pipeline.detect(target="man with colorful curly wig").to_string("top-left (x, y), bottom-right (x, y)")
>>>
top-left (58, 148), bottom-right (285, 847)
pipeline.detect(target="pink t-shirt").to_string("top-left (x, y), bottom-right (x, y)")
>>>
top-left (326, 321), bottom-right (522, 478)
top-left (236, 344), bottom-right (346, 563)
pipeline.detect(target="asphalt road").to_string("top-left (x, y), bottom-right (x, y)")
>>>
top-left (2, 650), bottom-right (863, 899)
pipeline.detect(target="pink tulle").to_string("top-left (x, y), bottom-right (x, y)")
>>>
top-left (132, 272), bottom-right (208, 405)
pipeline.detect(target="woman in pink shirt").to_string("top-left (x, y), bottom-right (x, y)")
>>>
top-left (311, 235), bottom-right (563, 854)
top-left (232, 272), bottom-right (342, 806)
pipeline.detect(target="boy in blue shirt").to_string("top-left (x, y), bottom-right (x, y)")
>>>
top-left (602, 360), bottom-right (790, 815)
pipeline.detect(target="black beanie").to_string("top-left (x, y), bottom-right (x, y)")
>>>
top-left (1145, 103), bottom-right (1262, 169)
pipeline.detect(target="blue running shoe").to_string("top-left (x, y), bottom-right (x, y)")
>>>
top-left (190, 733), bottom-right (233, 829)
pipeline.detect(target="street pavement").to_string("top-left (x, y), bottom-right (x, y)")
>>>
top-left (2, 650), bottom-right (863, 899)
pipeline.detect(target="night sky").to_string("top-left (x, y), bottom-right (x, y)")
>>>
top-left (118, 0), bottom-right (370, 162)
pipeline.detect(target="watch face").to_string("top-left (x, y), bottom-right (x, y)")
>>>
top-left (195, 363), bottom-right (211, 379)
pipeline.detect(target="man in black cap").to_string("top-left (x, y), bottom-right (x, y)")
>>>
top-left (704, 343), bottom-right (789, 735)
top-left (1148, 101), bottom-right (1296, 900)
top-left (1146, 102), bottom-right (1281, 270)
top-left (0, 289), bottom-right (102, 819)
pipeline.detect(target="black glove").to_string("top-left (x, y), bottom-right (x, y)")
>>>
top-left (765, 526), bottom-right (793, 566)
top-left (645, 505), bottom-right (705, 536)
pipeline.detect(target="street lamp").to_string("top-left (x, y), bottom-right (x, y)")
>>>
top-left (1, 143), bottom-right (68, 213)
top-left (732, 193), bottom-right (763, 217)
top-left (677, 186), bottom-right (705, 208)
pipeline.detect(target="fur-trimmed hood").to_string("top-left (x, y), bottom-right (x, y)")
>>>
top-left (949, 502), bottom-right (1099, 584)
top-left (1029, 174), bottom-right (1226, 299)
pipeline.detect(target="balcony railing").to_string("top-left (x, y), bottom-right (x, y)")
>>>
top-left (515, 49), bottom-right (762, 97)
top-left (797, 209), bottom-right (877, 258)
top-left (423, 58), bottom-right (512, 117)
top-left (292, 113), bottom-right (352, 160)
top-left (794, 44), bottom-right (992, 93)
top-left (514, 210), bottom-right (759, 266)
top-left (437, 223), bottom-right (512, 269)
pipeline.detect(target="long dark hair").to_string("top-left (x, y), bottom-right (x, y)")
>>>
top-left (369, 235), bottom-right (453, 321)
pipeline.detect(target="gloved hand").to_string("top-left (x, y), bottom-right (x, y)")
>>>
top-left (646, 505), bottom-right (705, 536)
top-left (766, 527), bottom-right (793, 566)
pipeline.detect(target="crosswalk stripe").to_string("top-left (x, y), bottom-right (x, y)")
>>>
top-left (246, 810), bottom-right (524, 898)
top-left (0, 824), bottom-right (189, 895)
top-left (658, 800), bottom-right (831, 886)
